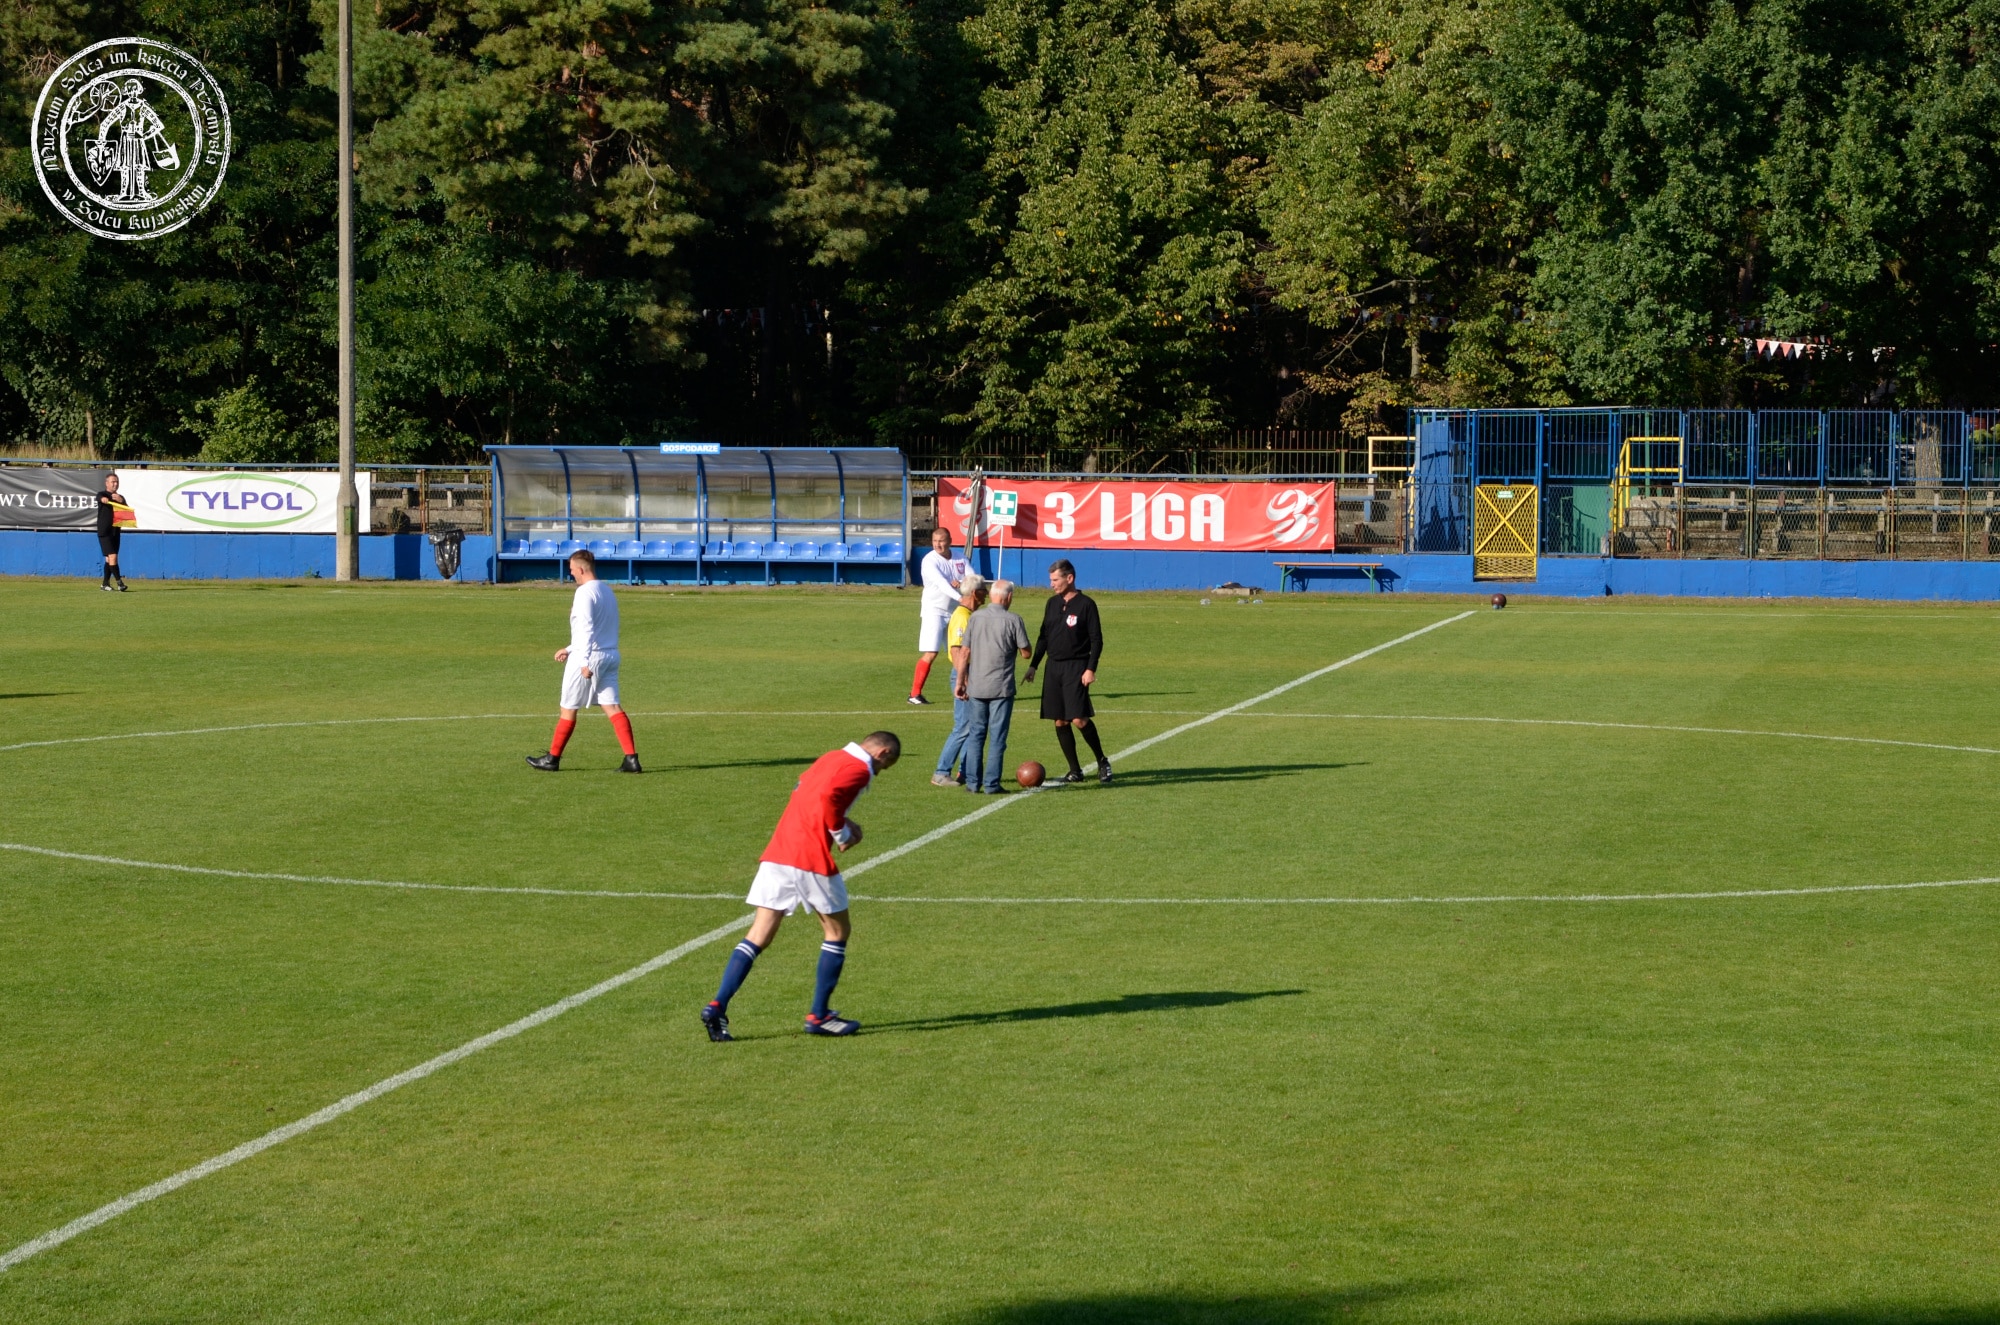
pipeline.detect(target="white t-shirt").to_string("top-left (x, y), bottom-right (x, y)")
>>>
top-left (920, 549), bottom-right (966, 616)
top-left (570, 579), bottom-right (619, 656)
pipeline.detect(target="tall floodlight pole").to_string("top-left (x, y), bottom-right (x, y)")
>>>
top-left (334, 0), bottom-right (360, 580)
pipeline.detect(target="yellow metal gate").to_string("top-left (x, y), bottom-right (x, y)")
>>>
top-left (1473, 484), bottom-right (1538, 580)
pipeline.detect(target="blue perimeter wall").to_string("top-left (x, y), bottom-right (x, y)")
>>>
top-left (958, 546), bottom-right (2000, 601)
top-left (6, 530), bottom-right (2000, 599)
top-left (0, 531), bottom-right (496, 582)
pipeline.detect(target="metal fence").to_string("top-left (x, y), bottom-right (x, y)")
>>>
top-left (1415, 408), bottom-right (2000, 486)
top-left (1609, 486), bottom-right (2000, 560)
top-left (903, 430), bottom-right (1401, 477)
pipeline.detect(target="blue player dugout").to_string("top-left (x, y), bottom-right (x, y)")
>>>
top-left (488, 446), bottom-right (910, 585)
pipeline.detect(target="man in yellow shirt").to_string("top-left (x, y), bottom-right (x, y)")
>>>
top-left (930, 574), bottom-right (986, 786)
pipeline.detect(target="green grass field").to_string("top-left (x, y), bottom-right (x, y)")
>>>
top-left (4, 578), bottom-right (2000, 1324)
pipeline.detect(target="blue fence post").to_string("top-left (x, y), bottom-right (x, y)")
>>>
top-left (489, 454), bottom-right (504, 582)
top-left (695, 456), bottom-right (709, 586)
top-left (1534, 410), bottom-right (1547, 553)
top-left (625, 448), bottom-right (643, 583)
top-left (1817, 411), bottom-right (1829, 485)
top-left (556, 448), bottom-right (574, 547)
top-left (1747, 411), bottom-right (1758, 486)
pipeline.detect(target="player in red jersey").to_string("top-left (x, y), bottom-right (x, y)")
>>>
top-left (701, 731), bottom-right (901, 1040)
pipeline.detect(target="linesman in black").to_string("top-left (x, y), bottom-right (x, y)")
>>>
top-left (1024, 558), bottom-right (1110, 784)
top-left (96, 472), bottom-right (128, 592)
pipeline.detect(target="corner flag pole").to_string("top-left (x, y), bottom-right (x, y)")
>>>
top-left (334, 0), bottom-right (359, 581)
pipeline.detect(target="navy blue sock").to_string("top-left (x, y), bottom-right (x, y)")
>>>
top-left (812, 940), bottom-right (847, 1017)
top-left (711, 939), bottom-right (762, 1011)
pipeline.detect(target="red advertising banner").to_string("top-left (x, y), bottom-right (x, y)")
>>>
top-left (936, 477), bottom-right (1338, 552)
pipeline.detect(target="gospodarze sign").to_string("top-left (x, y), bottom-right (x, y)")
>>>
top-left (0, 467), bottom-right (113, 528)
top-left (31, 38), bottom-right (232, 241)
top-left (114, 470), bottom-right (372, 533)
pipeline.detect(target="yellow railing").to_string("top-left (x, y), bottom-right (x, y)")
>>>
top-left (1612, 436), bottom-right (1684, 535)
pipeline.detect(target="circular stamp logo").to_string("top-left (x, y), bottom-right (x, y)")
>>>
top-left (30, 37), bottom-right (231, 241)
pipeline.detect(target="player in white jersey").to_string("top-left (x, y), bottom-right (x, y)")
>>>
top-left (527, 548), bottom-right (642, 773)
top-left (909, 526), bottom-right (966, 705)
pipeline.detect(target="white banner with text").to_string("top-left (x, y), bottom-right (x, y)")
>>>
top-left (114, 470), bottom-right (371, 533)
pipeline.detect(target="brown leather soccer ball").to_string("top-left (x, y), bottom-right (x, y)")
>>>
top-left (1016, 761), bottom-right (1046, 789)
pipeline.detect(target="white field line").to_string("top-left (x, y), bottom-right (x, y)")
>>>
top-left (1092, 711), bottom-right (2000, 757)
top-left (0, 914), bottom-right (753, 1276)
top-left (855, 875), bottom-right (2000, 905)
top-left (0, 844), bottom-right (743, 901)
top-left (838, 611), bottom-right (1478, 877)
top-left (0, 710), bottom-right (928, 755)
top-left (9, 841), bottom-right (1997, 909)
top-left (0, 613), bottom-right (1473, 1274)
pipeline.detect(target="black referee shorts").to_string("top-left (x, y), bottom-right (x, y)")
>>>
top-left (97, 530), bottom-right (121, 557)
top-left (1039, 659), bottom-right (1095, 721)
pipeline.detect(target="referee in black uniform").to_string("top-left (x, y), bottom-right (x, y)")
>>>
top-left (1024, 558), bottom-right (1110, 784)
top-left (96, 472), bottom-right (128, 592)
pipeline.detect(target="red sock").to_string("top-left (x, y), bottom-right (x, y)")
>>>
top-left (549, 717), bottom-right (576, 757)
top-left (608, 712), bottom-right (637, 756)
top-left (912, 657), bottom-right (933, 697)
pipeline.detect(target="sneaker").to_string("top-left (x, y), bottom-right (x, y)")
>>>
top-left (1057, 770), bottom-right (1086, 785)
top-left (1097, 759), bottom-right (1113, 785)
top-left (618, 754), bottom-right (643, 773)
top-left (701, 1003), bottom-right (733, 1042)
top-left (100, 583), bottom-right (115, 592)
top-left (804, 1010), bottom-right (860, 1036)
top-left (931, 772), bottom-right (957, 787)
top-left (525, 753), bottom-right (561, 772)
top-left (907, 694), bottom-right (932, 706)
top-left (114, 580), bottom-right (129, 592)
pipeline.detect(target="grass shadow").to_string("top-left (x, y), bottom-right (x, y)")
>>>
top-left (0, 693), bottom-right (80, 700)
top-left (944, 1286), bottom-right (1433, 1324)
top-left (1598, 1309), bottom-right (2000, 1325)
top-left (1105, 762), bottom-right (1364, 786)
top-left (665, 756), bottom-right (822, 771)
top-left (869, 989), bottom-right (1304, 1035)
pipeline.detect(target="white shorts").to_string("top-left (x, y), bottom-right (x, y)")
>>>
top-left (918, 612), bottom-right (951, 653)
top-left (745, 861), bottom-right (849, 915)
top-left (559, 650), bottom-right (620, 709)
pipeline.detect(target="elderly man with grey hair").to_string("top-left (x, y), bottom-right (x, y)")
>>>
top-left (954, 577), bottom-right (1033, 793)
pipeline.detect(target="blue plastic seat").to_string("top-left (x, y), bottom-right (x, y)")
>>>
top-left (528, 538), bottom-right (560, 556)
top-left (789, 541), bottom-right (819, 559)
top-left (642, 540), bottom-right (674, 558)
top-left (556, 540), bottom-right (584, 557)
top-left (589, 539), bottom-right (618, 557)
top-left (671, 540), bottom-right (699, 557)
top-left (731, 540), bottom-right (764, 559)
top-left (503, 539), bottom-right (528, 556)
top-left (765, 542), bottom-right (791, 560)
top-left (615, 540), bottom-right (644, 558)
top-left (845, 542), bottom-right (875, 560)
top-left (705, 540), bottom-right (727, 558)
top-left (818, 543), bottom-right (843, 559)
top-left (878, 542), bottom-right (902, 560)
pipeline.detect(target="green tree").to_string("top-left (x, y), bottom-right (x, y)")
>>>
top-left (943, 0), bottom-right (1254, 444)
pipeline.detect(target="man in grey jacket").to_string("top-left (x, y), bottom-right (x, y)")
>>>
top-left (954, 579), bottom-right (1033, 794)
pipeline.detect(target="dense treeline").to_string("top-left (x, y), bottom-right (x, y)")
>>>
top-left (5, 0), bottom-right (2000, 460)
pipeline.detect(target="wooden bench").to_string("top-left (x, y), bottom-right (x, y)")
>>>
top-left (1274, 560), bottom-right (1387, 592)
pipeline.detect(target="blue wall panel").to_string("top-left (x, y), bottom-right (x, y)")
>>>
top-left (7, 529), bottom-right (2000, 599)
top-left (0, 532), bottom-right (493, 582)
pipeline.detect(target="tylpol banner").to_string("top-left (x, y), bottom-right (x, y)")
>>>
top-left (113, 469), bottom-right (371, 533)
top-left (0, 467), bottom-right (113, 528)
top-left (938, 477), bottom-right (1337, 552)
